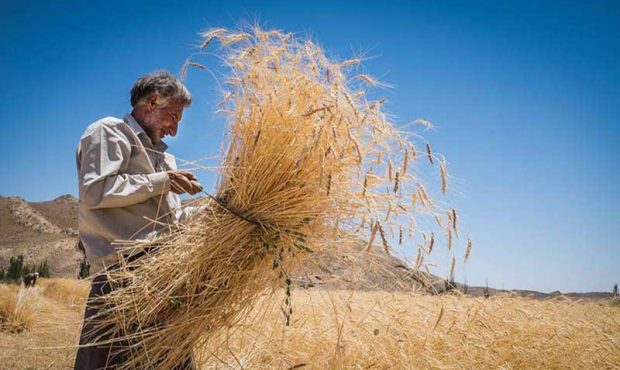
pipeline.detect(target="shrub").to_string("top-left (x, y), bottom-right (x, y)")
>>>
top-left (0, 256), bottom-right (52, 283)
top-left (0, 285), bottom-right (36, 333)
top-left (6, 255), bottom-right (26, 282)
top-left (37, 259), bottom-right (51, 278)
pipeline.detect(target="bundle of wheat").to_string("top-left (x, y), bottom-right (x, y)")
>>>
top-left (90, 26), bottom-right (460, 369)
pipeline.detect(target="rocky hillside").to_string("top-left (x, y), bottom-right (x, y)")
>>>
top-left (291, 241), bottom-right (445, 293)
top-left (0, 195), bottom-right (81, 278)
top-left (29, 194), bottom-right (78, 233)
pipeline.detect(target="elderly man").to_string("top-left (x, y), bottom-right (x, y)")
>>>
top-left (74, 71), bottom-right (201, 369)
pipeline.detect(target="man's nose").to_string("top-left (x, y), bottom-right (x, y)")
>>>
top-left (170, 122), bottom-right (178, 137)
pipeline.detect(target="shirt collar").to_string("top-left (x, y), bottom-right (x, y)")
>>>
top-left (123, 113), bottom-right (168, 152)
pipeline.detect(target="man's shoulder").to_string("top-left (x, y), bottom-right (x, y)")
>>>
top-left (84, 116), bottom-right (126, 132)
top-left (81, 116), bottom-right (130, 138)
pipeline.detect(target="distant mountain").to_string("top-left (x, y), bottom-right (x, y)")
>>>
top-left (290, 241), bottom-right (446, 293)
top-left (0, 195), bottom-right (81, 278)
top-left (29, 194), bottom-right (78, 232)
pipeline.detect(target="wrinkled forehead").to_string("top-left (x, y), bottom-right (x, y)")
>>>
top-left (161, 98), bottom-right (185, 116)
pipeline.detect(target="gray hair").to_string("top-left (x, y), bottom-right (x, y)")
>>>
top-left (130, 70), bottom-right (192, 108)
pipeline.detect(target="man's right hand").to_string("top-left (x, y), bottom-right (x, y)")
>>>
top-left (167, 170), bottom-right (202, 195)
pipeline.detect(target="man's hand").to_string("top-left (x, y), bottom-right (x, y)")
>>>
top-left (167, 170), bottom-right (203, 195)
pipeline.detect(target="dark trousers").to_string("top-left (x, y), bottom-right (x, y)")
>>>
top-left (74, 262), bottom-right (195, 369)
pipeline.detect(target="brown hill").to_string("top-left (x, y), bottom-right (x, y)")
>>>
top-left (0, 195), bottom-right (81, 278)
top-left (29, 194), bottom-right (78, 233)
top-left (291, 241), bottom-right (444, 293)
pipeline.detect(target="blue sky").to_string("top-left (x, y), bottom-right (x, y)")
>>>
top-left (0, 0), bottom-right (618, 293)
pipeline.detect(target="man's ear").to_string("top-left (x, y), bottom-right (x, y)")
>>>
top-left (147, 94), bottom-right (159, 111)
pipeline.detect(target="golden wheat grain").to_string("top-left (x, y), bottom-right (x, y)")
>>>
top-left (464, 238), bottom-right (472, 263)
top-left (429, 232), bottom-right (435, 254)
top-left (378, 222), bottom-right (389, 254)
top-left (199, 28), bottom-right (227, 49)
top-left (354, 74), bottom-right (379, 86)
top-left (393, 172), bottom-right (400, 193)
top-left (426, 143), bottom-right (434, 164)
top-left (411, 144), bottom-right (418, 161)
top-left (340, 58), bottom-right (361, 67)
top-left (411, 191), bottom-right (419, 208)
top-left (414, 247), bottom-right (424, 270)
top-left (413, 119), bottom-right (432, 130)
top-left (440, 155), bottom-right (447, 194)
top-left (434, 214), bottom-right (443, 228)
top-left (366, 221), bottom-right (379, 251)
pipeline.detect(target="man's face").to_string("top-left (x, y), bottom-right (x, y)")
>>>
top-left (142, 97), bottom-right (184, 144)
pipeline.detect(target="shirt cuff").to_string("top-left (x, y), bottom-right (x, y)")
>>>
top-left (147, 172), bottom-right (170, 194)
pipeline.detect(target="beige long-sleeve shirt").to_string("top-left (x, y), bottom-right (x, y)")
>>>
top-left (76, 114), bottom-right (183, 272)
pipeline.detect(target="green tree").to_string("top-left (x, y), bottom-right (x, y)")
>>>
top-left (7, 255), bottom-right (26, 282)
top-left (37, 259), bottom-right (51, 278)
top-left (78, 258), bottom-right (90, 279)
top-left (0, 267), bottom-right (5, 281)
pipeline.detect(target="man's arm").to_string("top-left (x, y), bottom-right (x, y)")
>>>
top-left (78, 123), bottom-right (170, 209)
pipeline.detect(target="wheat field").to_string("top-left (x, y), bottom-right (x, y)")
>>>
top-left (0, 279), bottom-right (618, 369)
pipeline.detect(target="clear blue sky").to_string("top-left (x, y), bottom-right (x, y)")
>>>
top-left (1, 0), bottom-right (618, 293)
